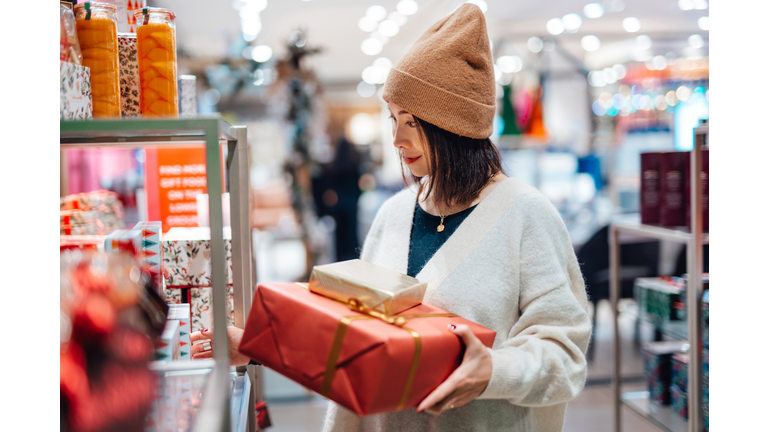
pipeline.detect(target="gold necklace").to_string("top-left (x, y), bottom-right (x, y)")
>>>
top-left (436, 173), bottom-right (496, 233)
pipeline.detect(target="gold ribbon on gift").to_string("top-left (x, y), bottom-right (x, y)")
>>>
top-left (295, 283), bottom-right (457, 411)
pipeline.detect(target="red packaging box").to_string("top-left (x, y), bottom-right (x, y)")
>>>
top-left (640, 152), bottom-right (662, 225)
top-left (686, 149), bottom-right (709, 233)
top-left (659, 152), bottom-right (689, 227)
top-left (239, 283), bottom-right (496, 416)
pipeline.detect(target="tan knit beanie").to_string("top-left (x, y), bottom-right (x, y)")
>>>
top-left (382, 4), bottom-right (496, 139)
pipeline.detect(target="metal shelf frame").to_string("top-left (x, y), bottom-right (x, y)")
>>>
top-left (60, 116), bottom-right (257, 432)
top-left (610, 124), bottom-right (708, 432)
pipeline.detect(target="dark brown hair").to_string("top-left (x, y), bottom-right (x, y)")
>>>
top-left (400, 115), bottom-right (505, 209)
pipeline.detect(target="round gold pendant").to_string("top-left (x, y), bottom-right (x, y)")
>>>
top-left (437, 224), bottom-right (445, 233)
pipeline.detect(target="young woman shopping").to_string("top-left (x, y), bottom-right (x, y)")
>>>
top-left (191, 4), bottom-right (592, 431)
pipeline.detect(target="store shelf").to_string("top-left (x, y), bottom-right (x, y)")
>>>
top-left (59, 117), bottom-right (238, 147)
top-left (230, 371), bottom-right (252, 432)
top-left (622, 302), bottom-right (689, 342)
top-left (621, 391), bottom-right (688, 432)
top-left (611, 214), bottom-right (709, 245)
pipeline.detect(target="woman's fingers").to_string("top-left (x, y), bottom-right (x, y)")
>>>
top-left (190, 328), bottom-right (212, 343)
top-left (191, 349), bottom-right (213, 360)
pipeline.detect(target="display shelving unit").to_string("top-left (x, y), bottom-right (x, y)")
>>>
top-left (609, 124), bottom-right (708, 432)
top-left (60, 116), bottom-right (259, 432)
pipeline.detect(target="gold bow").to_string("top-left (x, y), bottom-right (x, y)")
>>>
top-left (295, 283), bottom-right (457, 411)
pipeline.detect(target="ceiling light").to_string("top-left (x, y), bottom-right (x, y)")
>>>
top-left (677, 0), bottom-right (693, 10)
top-left (602, 67), bottom-right (617, 83)
top-left (676, 85), bottom-right (692, 102)
top-left (546, 18), bottom-right (565, 35)
top-left (698, 16), bottom-right (709, 31)
top-left (373, 57), bottom-right (393, 71)
top-left (251, 45), bottom-right (272, 62)
top-left (652, 55), bottom-right (668, 70)
top-left (493, 64), bottom-right (501, 82)
top-left (357, 81), bottom-right (376, 98)
top-left (588, 70), bottom-right (605, 87)
top-left (242, 46), bottom-right (254, 59)
top-left (528, 36), bottom-right (543, 53)
top-left (613, 64), bottom-right (627, 79)
top-left (583, 3), bottom-right (604, 18)
top-left (563, 13), bottom-right (583, 31)
top-left (497, 55), bottom-right (523, 73)
top-left (581, 35), bottom-right (601, 51)
top-left (608, 0), bottom-right (625, 12)
top-left (358, 16), bottom-right (378, 32)
top-left (362, 66), bottom-right (386, 84)
top-left (370, 31), bottom-right (389, 44)
top-left (361, 38), bottom-right (383, 55)
top-left (688, 34), bottom-right (705, 48)
top-left (366, 5), bottom-right (387, 21)
top-left (622, 17), bottom-right (641, 32)
top-left (635, 35), bottom-right (652, 50)
top-left (388, 11), bottom-right (408, 26)
top-left (397, 0), bottom-right (418, 16)
top-left (378, 19), bottom-right (400, 37)
top-left (693, 0), bottom-right (708, 10)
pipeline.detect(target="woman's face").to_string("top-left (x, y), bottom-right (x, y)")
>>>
top-left (388, 101), bottom-right (430, 177)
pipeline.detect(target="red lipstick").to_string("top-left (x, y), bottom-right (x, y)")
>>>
top-left (403, 155), bottom-right (421, 165)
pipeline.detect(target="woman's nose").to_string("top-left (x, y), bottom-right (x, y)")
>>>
top-left (392, 126), bottom-right (410, 150)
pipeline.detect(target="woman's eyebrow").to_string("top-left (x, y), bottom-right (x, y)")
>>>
top-left (398, 110), bottom-right (410, 115)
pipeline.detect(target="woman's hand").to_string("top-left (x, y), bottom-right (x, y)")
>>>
top-left (416, 324), bottom-right (493, 415)
top-left (190, 326), bottom-right (252, 367)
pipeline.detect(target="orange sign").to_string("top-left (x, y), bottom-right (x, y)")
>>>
top-left (145, 146), bottom-right (207, 233)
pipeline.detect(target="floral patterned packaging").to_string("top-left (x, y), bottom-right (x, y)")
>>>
top-left (60, 61), bottom-right (93, 120)
top-left (162, 227), bottom-right (235, 332)
top-left (118, 34), bottom-right (141, 117)
top-left (178, 75), bottom-right (197, 117)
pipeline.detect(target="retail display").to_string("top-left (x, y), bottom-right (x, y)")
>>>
top-left (60, 190), bottom-right (126, 235)
top-left (670, 353), bottom-right (689, 419)
top-left (60, 3), bottom-right (83, 65)
top-left (75, 2), bottom-right (121, 118)
top-left (133, 221), bottom-right (163, 293)
top-left (239, 282), bottom-right (496, 416)
top-left (686, 148), bottom-right (710, 232)
top-left (60, 61), bottom-right (93, 120)
top-left (105, 228), bottom-right (143, 258)
top-left (155, 319), bottom-right (181, 361)
top-left (162, 227), bottom-right (235, 332)
top-left (135, 7), bottom-right (179, 117)
top-left (179, 74), bottom-right (197, 117)
top-left (167, 304), bottom-right (191, 360)
top-left (642, 341), bottom-right (689, 405)
top-left (60, 235), bottom-right (107, 252)
top-left (60, 251), bottom-right (166, 431)
top-left (118, 33), bottom-right (141, 117)
top-left (659, 151), bottom-right (690, 227)
top-left (670, 383), bottom-right (687, 420)
top-left (308, 259), bottom-right (427, 315)
top-left (640, 152), bottom-right (661, 224)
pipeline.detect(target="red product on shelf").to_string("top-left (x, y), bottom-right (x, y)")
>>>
top-left (104, 229), bottom-right (142, 258)
top-left (686, 149), bottom-right (709, 233)
top-left (640, 152), bottom-right (662, 224)
top-left (659, 151), bottom-right (690, 227)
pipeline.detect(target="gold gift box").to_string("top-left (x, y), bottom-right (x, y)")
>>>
top-left (308, 259), bottom-right (427, 315)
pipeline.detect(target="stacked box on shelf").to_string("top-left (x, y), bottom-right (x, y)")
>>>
top-left (118, 33), bottom-right (141, 117)
top-left (162, 227), bottom-right (235, 332)
top-left (167, 304), bottom-right (191, 360)
top-left (60, 61), bottom-right (93, 120)
top-left (60, 190), bottom-right (125, 235)
top-left (670, 353), bottom-right (689, 419)
top-left (643, 341), bottom-right (688, 405)
top-left (104, 229), bottom-right (142, 258)
top-left (60, 235), bottom-right (107, 253)
top-left (635, 277), bottom-right (686, 326)
top-left (133, 222), bottom-right (163, 293)
top-left (155, 319), bottom-right (180, 361)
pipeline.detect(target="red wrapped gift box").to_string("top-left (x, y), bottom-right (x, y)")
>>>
top-left (239, 283), bottom-right (496, 416)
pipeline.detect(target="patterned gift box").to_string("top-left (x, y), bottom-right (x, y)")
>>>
top-left (671, 352), bottom-right (688, 392)
top-left (670, 384), bottom-right (687, 420)
top-left (636, 278), bottom-right (685, 326)
top-left (133, 222), bottom-right (162, 292)
top-left (178, 75), bottom-right (197, 117)
top-left (60, 61), bottom-right (92, 120)
top-left (60, 209), bottom-right (96, 226)
top-left (167, 304), bottom-right (191, 360)
top-left (118, 34), bottom-right (141, 117)
top-left (60, 235), bottom-right (107, 253)
top-left (60, 190), bottom-right (126, 235)
top-left (162, 227), bottom-right (235, 332)
top-left (643, 341), bottom-right (688, 405)
top-left (105, 229), bottom-right (143, 258)
top-left (155, 319), bottom-right (180, 361)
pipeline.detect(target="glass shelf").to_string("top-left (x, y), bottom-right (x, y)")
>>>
top-left (622, 391), bottom-right (688, 432)
top-left (612, 214), bottom-right (709, 245)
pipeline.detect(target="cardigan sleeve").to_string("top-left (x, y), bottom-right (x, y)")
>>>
top-left (476, 193), bottom-right (592, 406)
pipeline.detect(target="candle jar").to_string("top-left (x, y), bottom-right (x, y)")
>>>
top-left (134, 7), bottom-right (178, 117)
top-left (74, 2), bottom-right (121, 118)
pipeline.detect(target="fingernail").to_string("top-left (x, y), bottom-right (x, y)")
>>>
top-left (202, 328), bottom-right (209, 333)
top-left (449, 324), bottom-right (456, 330)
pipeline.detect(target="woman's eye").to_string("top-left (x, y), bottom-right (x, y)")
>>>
top-left (406, 121), bottom-right (416, 127)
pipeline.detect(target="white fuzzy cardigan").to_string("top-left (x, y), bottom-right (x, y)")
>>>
top-left (322, 177), bottom-right (592, 432)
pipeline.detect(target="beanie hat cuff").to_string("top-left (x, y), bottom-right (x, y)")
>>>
top-left (383, 68), bottom-right (495, 139)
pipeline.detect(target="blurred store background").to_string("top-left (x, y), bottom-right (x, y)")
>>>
top-left (61, 0), bottom-right (709, 431)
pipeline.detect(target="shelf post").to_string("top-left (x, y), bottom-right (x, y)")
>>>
top-left (610, 224), bottom-right (622, 432)
top-left (687, 127), bottom-right (706, 432)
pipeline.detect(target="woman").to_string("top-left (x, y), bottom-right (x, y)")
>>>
top-left (192, 4), bottom-right (591, 431)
